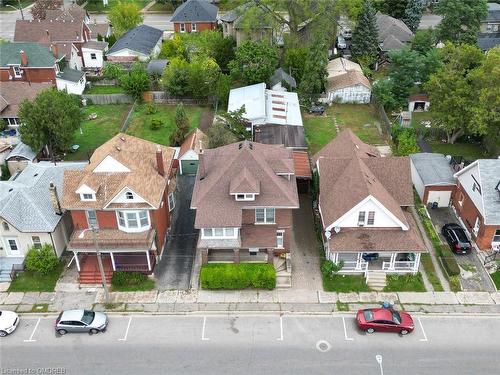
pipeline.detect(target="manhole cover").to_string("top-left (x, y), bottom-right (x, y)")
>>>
top-left (316, 340), bottom-right (331, 352)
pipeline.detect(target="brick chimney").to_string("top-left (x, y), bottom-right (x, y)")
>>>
top-left (20, 50), bottom-right (28, 66)
top-left (50, 44), bottom-right (59, 59)
top-left (156, 145), bottom-right (165, 177)
top-left (49, 182), bottom-right (62, 215)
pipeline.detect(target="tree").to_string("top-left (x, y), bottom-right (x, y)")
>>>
top-left (102, 62), bottom-right (124, 80)
top-left (373, 0), bottom-right (408, 19)
top-left (435, 0), bottom-right (488, 45)
top-left (372, 79), bottom-right (398, 110)
top-left (19, 89), bottom-right (82, 158)
top-left (297, 35), bottom-right (328, 105)
top-left (402, 0), bottom-right (423, 32)
top-left (284, 47), bottom-right (308, 84)
top-left (410, 29), bottom-right (437, 54)
top-left (335, 0), bottom-right (364, 20)
top-left (169, 103), bottom-right (190, 146)
top-left (228, 40), bottom-right (278, 85)
top-left (159, 34), bottom-right (187, 60)
top-left (187, 56), bottom-right (221, 99)
top-left (425, 44), bottom-right (487, 144)
top-left (215, 73), bottom-right (232, 109)
top-left (387, 49), bottom-right (422, 106)
top-left (31, 0), bottom-right (62, 21)
top-left (108, 1), bottom-right (143, 37)
top-left (207, 122), bottom-right (238, 148)
top-left (217, 107), bottom-right (251, 140)
top-left (351, 0), bottom-right (379, 67)
top-left (162, 58), bottom-right (191, 97)
top-left (394, 128), bottom-right (419, 156)
top-left (119, 62), bottom-right (150, 101)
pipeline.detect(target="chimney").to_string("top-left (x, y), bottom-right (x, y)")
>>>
top-left (50, 44), bottom-right (59, 59)
top-left (46, 29), bottom-right (51, 42)
top-left (49, 182), bottom-right (62, 215)
top-left (156, 145), bottom-right (165, 177)
top-left (20, 50), bottom-right (28, 66)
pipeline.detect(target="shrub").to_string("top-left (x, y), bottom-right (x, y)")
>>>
top-left (146, 103), bottom-right (158, 114)
top-left (448, 275), bottom-right (461, 292)
top-left (111, 271), bottom-right (147, 287)
top-left (321, 260), bottom-right (344, 278)
top-left (25, 244), bottom-right (59, 275)
top-left (440, 256), bottom-right (460, 276)
top-left (150, 118), bottom-right (163, 130)
top-left (1, 164), bottom-right (11, 181)
top-left (200, 263), bottom-right (276, 290)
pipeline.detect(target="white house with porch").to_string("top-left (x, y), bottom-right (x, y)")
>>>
top-left (314, 129), bottom-right (427, 290)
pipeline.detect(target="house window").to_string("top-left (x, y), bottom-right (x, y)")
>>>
top-left (358, 211), bottom-right (366, 226)
top-left (256, 208), bottom-right (275, 224)
top-left (180, 23), bottom-right (185, 32)
top-left (81, 193), bottom-right (95, 201)
top-left (224, 228), bottom-right (235, 237)
top-left (126, 212), bottom-right (138, 228)
top-left (191, 23), bottom-right (197, 32)
top-left (367, 211), bottom-right (375, 225)
top-left (118, 211), bottom-right (126, 227)
top-left (493, 230), bottom-right (500, 243)
top-left (2, 222), bottom-right (9, 231)
top-left (7, 239), bottom-right (18, 251)
top-left (125, 192), bottom-right (134, 200)
top-left (86, 210), bottom-right (98, 228)
top-left (202, 228), bottom-right (238, 239)
top-left (139, 211), bottom-right (148, 227)
top-left (276, 230), bottom-right (284, 248)
top-left (117, 210), bottom-right (150, 231)
top-left (168, 192), bottom-right (175, 212)
top-left (90, 53), bottom-right (97, 60)
top-left (203, 228), bottom-right (213, 237)
top-left (32, 236), bottom-right (42, 249)
top-left (235, 193), bottom-right (255, 201)
top-left (12, 65), bottom-right (22, 78)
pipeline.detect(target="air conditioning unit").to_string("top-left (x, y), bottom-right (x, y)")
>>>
top-left (249, 247), bottom-right (259, 255)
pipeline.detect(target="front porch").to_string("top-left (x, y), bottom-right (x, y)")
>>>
top-left (202, 248), bottom-right (275, 264)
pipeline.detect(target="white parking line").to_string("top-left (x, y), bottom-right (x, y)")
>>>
top-left (23, 318), bottom-right (40, 343)
top-left (418, 317), bottom-right (428, 342)
top-left (342, 317), bottom-right (354, 341)
top-left (277, 316), bottom-right (283, 341)
top-left (201, 316), bottom-right (210, 341)
top-left (118, 317), bottom-right (132, 341)
top-left (375, 354), bottom-right (384, 375)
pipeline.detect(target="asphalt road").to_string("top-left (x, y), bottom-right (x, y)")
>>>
top-left (1, 313), bottom-right (499, 374)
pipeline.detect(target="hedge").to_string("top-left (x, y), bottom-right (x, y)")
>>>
top-left (200, 263), bottom-right (276, 290)
top-left (440, 256), bottom-right (461, 277)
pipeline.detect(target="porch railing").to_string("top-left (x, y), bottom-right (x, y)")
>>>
top-left (382, 261), bottom-right (415, 271)
top-left (339, 261), bottom-right (369, 275)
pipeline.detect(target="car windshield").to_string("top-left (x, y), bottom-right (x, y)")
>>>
top-left (392, 310), bottom-right (402, 324)
top-left (455, 229), bottom-right (468, 243)
top-left (363, 310), bottom-right (374, 321)
top-left (81, 310), bottom-right (95, 325)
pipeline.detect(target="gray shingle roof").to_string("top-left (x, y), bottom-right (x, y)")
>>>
top-left (486, 3), bottom-right (500, 22)
top-left (147, 59), bottom-right (169, 75)
top-left (410, 153), bottom-right (456, 186)
top-left (477, 35), bottom-right (500, 51)
top-left (171, 0), bottom-right (218, 23)
top-left (6, 142), bottom-right (37, 161)
top-left (107, 25), bottom-right (163, 56)
top-left (57, 67), bottom-right (85, 83)
top-left (270, 68), bottom-right (297, 89)
top-left (0, 162), bottom-right (86, 232)
top-left (376, 12), bottom-right (413, 51)
top-left (476, 160), bottom-right (500, 225)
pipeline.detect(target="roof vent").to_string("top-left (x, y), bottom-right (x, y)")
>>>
top-left (120, 136), bottom-right (126, 141)
top-left (116, 146), bottom-right (121, 151)
top-left (249, 143), bottom-right (253, 150)
top-left (238, 143), bottom-right (243, 149)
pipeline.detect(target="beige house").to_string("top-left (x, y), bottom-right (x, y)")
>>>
top-left (325, 58), bottom-right (371, 104)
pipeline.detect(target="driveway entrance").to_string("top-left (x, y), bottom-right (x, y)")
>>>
top-left (155, 175), bottom-right (198, 290)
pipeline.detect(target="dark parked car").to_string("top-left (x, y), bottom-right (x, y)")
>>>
top-left (441, 223), bottom-right (472, 254)
top-left (362, 253), bottom-right (379, 261)
top-left (308, 105), bottom-right (325, 115)
top-left (356, 308), bottom-right (414, 335)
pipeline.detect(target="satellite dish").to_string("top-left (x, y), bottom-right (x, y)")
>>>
top-left (325, 230), bottom-right (331, 239)
top-left (334, 226), bottom-right (341, 233)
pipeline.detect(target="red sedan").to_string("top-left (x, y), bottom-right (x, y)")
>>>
top-left (356, 308), bottom-right (414, 335)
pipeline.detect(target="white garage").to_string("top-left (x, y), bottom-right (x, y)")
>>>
top-left (427, 190), bottom-right (453, 208)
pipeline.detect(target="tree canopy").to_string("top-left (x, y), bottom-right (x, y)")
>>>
top-left (108, 2), bottom-right (143, 37)
top-left (373, 0), bottom-right (408, 19)
top-left (351, 0), bottom-right (379, 67)
top-left (207, 122), bottom-right (238, 149)
top-left (169, 103), bottom-right (190, 146)
top-left (119, 62), bottom-right (150, 101)
top-left (402, 0), bottom-right (424, 32)
top-left (228, 40), bottom-right (278, 85)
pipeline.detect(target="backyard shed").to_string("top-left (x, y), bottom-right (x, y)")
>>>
top-left (179, 128), bottom-right (207, 175)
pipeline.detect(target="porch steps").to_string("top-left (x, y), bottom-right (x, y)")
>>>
top-left (275, 255), bottom-right (292, 288)
top-left (0, 270), bottom-right (11, 282)
top-left (366, 271), bottom-right (386, 291)
top-left (79, 256), bottom-right (113, 285)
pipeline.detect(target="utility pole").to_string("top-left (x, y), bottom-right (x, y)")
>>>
top-left (17, 0), bottom-right (24, 20)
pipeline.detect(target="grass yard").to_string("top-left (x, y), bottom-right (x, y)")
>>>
top-left (303, 104), bottom-right (386, 155)
top-left (126, 104), bottom-right (203, 146)
top-left (429, 141), bottom-right (487, 161)
top-left (65, 104), bottom-right (131, 161)
top-left (421, 253), bottom-right (444, 292)
top-left (84, 0), bottom-right (149, 12)
top-left (84, 85), bottom-right (126, 94)
top-left (491, 270), bottom-right (500, 290)
top-left (384, 273), bottom-right (426, 292)
top-left (111, 278), bottom-right (155, 292)
top-left (8, 263), bottom-right (64, 292)
top-left (323, 274), bottom-right (372, 293)
top-left (411, 111), bottom-right (434, 128)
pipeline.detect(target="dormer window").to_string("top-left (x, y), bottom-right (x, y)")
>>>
top-left (125, 192), bottom-right (134, 200)
top-left (12, 65), bottom-right (22, 78)
top-left (81, 193), bottom-right (95, 201)
top-left (235, 193), bottom-right (255, 201)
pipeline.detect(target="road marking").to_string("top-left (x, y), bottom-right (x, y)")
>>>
top-left (24, 318), bottom-right (40, 342)
top-left (418, 317), bottom-right (428, 342)
top-left (201, 316), bottom-right (210, 341)
top-left (118, 317), bottom-right (132, 341)
top-left (277, 315), bottom-right (283, 341)
top-left (342, 317), bottom-right (354, 341)
top-left (375, 354), bottom-right (384, 375)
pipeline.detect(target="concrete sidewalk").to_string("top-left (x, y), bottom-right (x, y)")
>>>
top-left (2, 289), bottom-right (500, 315)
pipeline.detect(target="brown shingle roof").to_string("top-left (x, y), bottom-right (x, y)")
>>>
top-left (14, 19), bottom-right (88, 44)
top-left (240, 225), bottom-right (278, 248)
top-left (292, 151), bottom-right (311, 178)
top-left (229, 167), bottom-right (260, 194)
top-left (191, 141), bottom-right (299, 228)
top-left (327, 70), bottom-right (371, 92)
top-left (88, 22), bottom-right (111, 39)
top-left (45, 4), bottom-right (87, 23)
top-left (0, 82), bottom-right (53, 118)
top-left (62, 134), bottom-right (175, 210)
top-left (179, 128), bottom-right (207, 158)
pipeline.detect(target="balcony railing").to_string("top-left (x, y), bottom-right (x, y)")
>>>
top-left (69, 229), bottom-right (156, 250)
top-left (382, 261), bottom-right (416, 272)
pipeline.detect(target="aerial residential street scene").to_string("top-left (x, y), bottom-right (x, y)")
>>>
top-left (0, 0), bottom-right (499, 374)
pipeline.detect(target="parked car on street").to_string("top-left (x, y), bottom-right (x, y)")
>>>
top-left (441, 223), bottom-right (472, 254)
top-left (308, 105), bottom-right (325, 115)
top-left (55, 310), bottom-right (108, 335)
top-left (337, 35), bottom-right (347, 49)
top-left (356, 308), bottom-right (414, 335)
top-left (0, 311), bottom-right (19, 337)
top-left (342, 28), bottom-right (352, 39)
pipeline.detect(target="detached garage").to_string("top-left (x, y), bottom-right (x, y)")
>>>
top-left (179, 128), bottom-right (207, 175)
top-left (410, 153), bottom-right (456, 207)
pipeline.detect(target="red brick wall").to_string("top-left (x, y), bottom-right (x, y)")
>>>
top-left (70, 210), bottom-right (88, 230)
top-left (0, 67), bottom-right (56, 83)
top-left (173, 22), bottom-right (216, 33)
top-left (241, 208), bottom-right (293, 251)
top-left (422, 184), bottom-right (456, 205)
top-left (70, 210), bottom-right (118, 230)
top-left (150, 189), bottom-right (171, 255)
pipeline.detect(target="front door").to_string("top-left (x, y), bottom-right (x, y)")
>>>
top-left (4, 238), bottom-right (21, 256)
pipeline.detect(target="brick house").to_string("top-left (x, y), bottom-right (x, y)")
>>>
top-left (61, 134), bottom-right (177, 283)
top-left (171, 0), bottom-right (218, 34)
top-left (452, 159), bottom-right (500, 251)
top-left (191, 141), bottom-right (299, 265)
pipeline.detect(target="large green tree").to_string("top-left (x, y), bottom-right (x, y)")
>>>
top-left (410, 29), bottom-right (437, 54)
top-left (351, 0), bottom-right (379, 66)
top-left (387, 49), bottom-right (422, 106)
top-left (297, 34), bottom-right (328, 105)
top-left (169, 103), bottom-right (190, 146)
top-left (162, 57), bottom-right (191, 97)
top-left (119, 62), bottom-right (150, 101)
top-left (228, 40), bottom-right (278, 85)
top-left (108, 2), bottom-right (143, 37)
top-left (373, 0), bottom-right (408, 19)
top-left (18, 89), bottom-right (83, 157)
top-left (435, 0), bottom-right (488, 45)
top-left (402, 0), bottom-right (423, 32)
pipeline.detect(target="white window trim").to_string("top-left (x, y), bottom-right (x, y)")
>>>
top-left (234, 193), bottom-right (255, 201)
top-left (12, 65), bottom-right (22, 78)
top-left (168, 192), bottom-right (175, 212)
top-left (4, 237), bottom-right (20, 256)
top-left (2, 222), bottom-right (9, 231)
top-left (180, 23), bottom-right (185, 32)
top-left (125, 192), bottom-right (134, 200)
top-left (81, 193), bottom-right (96, 201)
top-left (86, 210), bottom-right (99, 229)
top-left (116, 210), bottom-right (151, 233)
top-left (473, 217), bottom-right (480, 237)
top-left (367, 211), bottom-right (375, 226)
top-left (32, 236), bottom-right (42, 249)
top-left (255, 208), bottom-right (275, 224)
top-left (493, 229), bottom-right (500, 244)
top-left (90, 53), bottom-right (97, 60)
top-left (357, 211), bottom-right (366, 226)
top-left (276, 230), bottom-right (284, 249)
top-left (191, 23), bottom-right (197, 32)
top-left (201, 227), bottom-right (238, 239)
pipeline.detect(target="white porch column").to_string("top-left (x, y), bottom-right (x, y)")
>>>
top-left (74, 251), bottom-right (80, 272)
top-left (356, 253), bottom-right (362, 270)
top-left (389, 253), bottom-right (397, 271)
top-left (413, 253), bottom-right (421, 273)
top-left (146, 250), bottom-right (151, 271)
top-left (110, 252), bottom-right (116, 271)
top-left (332, 252), bottom-right (338, 264)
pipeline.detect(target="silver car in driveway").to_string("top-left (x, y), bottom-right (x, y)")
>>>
top-left (55, 310), bottom-right (108, 335)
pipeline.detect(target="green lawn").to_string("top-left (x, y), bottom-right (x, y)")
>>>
top-left (8, 263), bottom-right (64, 292)
top-left (421, 253), bottom-right (444, 292)
top-left (429, 141), bottom-right (487, 161)
top-left (491, 271), bottom-right (500, 290)
top-left (84, 0), bottom-right (149, 12)
top-left (411, 111), bottom-right (434, 128)
top-left (126, 104), bottom-right (203, 146)
top-left (384, 273), bottom-right (426, 292)
top-left (84, 85), bottom-right (126, 94)
top-left (111, 278), bottom-right (155, 292)
top-left (0, 0), bottom-right (33, 12)
top-left (323, 274), bottom-right (372, 293)
top-left (65, 104), bottom-right (131, 161)
top-left (303, 104), bottom-right (386, 155)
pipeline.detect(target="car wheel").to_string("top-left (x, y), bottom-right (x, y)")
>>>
top-left (89, 328), bottom-right (99, 335)
top-left (366, 328), bottom-right (375, 334)
top-left (400, 329), bottom-right (409, 335)
top-left (57, 329), bottom-right (67, 335)
top-left (0, 330), bottom-right (7, 337)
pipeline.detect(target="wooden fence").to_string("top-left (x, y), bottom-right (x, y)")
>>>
top-left (143, 91), bottom-right (210, 105)
top-left (371, 96), bottom-right (393, 140)
top-left (82, 94), bottom-right (133, 105)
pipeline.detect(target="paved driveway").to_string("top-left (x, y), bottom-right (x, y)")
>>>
top-left (155, 175), bottom-right (198, 290)
top-left (428, 207), bottom-right (495, 292)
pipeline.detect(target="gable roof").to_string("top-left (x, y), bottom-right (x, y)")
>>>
top-left (45, 3), bottom-right (88, 23)
top-left (327, 70), bottom-right (371, 92)
top-left (179, 128), bottom-right (207, 158)
top-left (0, 42), bottom-right (56, 68)
top-left (62, 133), bottom-right (175, 210)
top-left (0, 162), bottom-right (86, 232)
top-left (14, 19), bottom-right (88, 44)
top-left (270, 68), bottom-right (297, 89)
top-left (376, 12), bottom-right (413, 51)
top-left (57, 67), bottom-right (85, 83)
top-left (88, 22), bottom-right (111, 38)
top-left (82, 41), bottom-right (108, 51)
top-left (410, 153), bottom-right (455, 186)
top-left (107, 25), bottom-right (163, 56)
top-left (191, 141), bottom-right (299, 228)
top-left (5, 142), bottom-right (37, 161)
top-left (327, 57), bottom-right (363, 77)
top-left (0, 82), bottom-right (52, 119)
top-left (170, 0), bottom-right (218, 23)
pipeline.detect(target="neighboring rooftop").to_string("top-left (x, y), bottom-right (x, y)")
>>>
top-left (486, 2), bottom-right (500, 22)
top-left (410, 153), bottom-right (456, 186)
top-left (170, 0), bottom-right (218, 23)
top-left (376, 12), bottom-right (414, 51)
top-left (45, 3), bottom-right (88, 23)
top-left (14, 18), bottom-right (87, 44)
top-left (5, 142), bottom-right (37, 161)
top-left (57, 67), bottom-right (85, 83)
top-left (88, 22), bottom-right (111, 39)
top-left (270, 68), bottom-right (297, 89)
top-left (179, 128), bottom-right (207, 159)
top-left (327, 70), bottom-right (371, 92)
top-left (147, 59), bottom-right (169, 75)
top-left (0, 42), bottom-right (55, 68)
top-left (254, 124), bottom-right (307, 149)
top-left (0, 82), bottom-right (52, 119)
top-left (82, 41), bottom-right (108, 51)
top-left (477, 34), bottom-right (500, 51)
top-left (327, 57), bottom-right (363, 78)
top-left (107, 25), bottom-right (163, 56)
